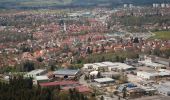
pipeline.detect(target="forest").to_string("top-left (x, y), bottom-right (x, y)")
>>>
top-left (0, 76), bottom-right (92, 100)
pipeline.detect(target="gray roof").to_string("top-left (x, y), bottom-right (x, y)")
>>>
top-left (24, 69), bottom-right (47, 77)
top-left (53, 69), bottom-right (79, 76)
top-left (158, 85), bottom-right (170, 93)
top-left (94, 78), bottom-right (115, 83)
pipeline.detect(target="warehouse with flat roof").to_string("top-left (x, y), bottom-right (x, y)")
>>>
top-left (53, 69), bottom-right (81, 79)
top-left (24, 69), bottom-right (47, 78)
top-left (83, 61), bottom-right (135, 71)
top-left (157, 84), bottom-right (170, 96)
top-left (137, 71), bottom-right (170, 79)
top-left (94, 77), bottom-right (115, 84)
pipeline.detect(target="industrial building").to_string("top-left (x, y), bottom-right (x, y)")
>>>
top-left (83, 61), bottom-right (135, 72)
top-left (83, 63), bottom-right (108, 71)
top-left (53, 69), bottom-right (81, 79)
top-left (34, 75), bottom-right (49, 85)
top-left (118, 83), bottom-right (145, 97)
top-left (40, 81), bottom-right (91, 93)
top-left (157, 82), bottom-right (170, 96)
top-left (137, 71), bottom-right (170, 80)
top-left (103, 62), bottom-right (135, 71)
top-left (139, 59), bottom-right (165, 69)
top-left (24, 69), bottom-right (48, 78)
top-left (94, 77), bottom-right (115, 85)
top-left (40, 81), bottom-right (79, 87)
top-left (93, 63), bottom-right (108, 71)
top-left (140, 55), bottom-right (170, 67)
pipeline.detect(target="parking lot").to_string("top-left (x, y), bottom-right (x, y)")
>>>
top-left (131, 95), bottom-right (170, 100)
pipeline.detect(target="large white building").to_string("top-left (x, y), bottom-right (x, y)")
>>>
top-left (83, 61), bottom-right (135, 71)
top-left (83, 62), bottom-right (108, 71)
top-left (137, 70), bottom-right (170, 80)
top-left (137, 71), bottom-right (157, 79)
top-left (53, 69), bottom-right (81, 79)
top-left (138, 59), bottom-right (165, 69)
top-left (103, 62), bottom-right (135, 71)
top-left (94, 77), bottom-right (115, 87)
top-left (24, 69), bottom-right (48, 78)
top-left (34, 75), bottom-right (49, 85)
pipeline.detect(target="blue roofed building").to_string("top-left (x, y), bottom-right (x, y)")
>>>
top-left (118, 83), bottom-right (145, 97)
top-left (118, 83), bottom-right (137, 92)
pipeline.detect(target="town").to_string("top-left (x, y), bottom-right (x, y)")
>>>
top-left (0, 2), bottom-right (170, 100)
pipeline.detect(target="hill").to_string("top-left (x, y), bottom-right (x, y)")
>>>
top-left (0, 0), bottom-right (170, 9)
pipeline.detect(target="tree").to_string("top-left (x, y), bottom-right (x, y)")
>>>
top-left (118, 96), bottom-right (121, 100)
top-left (152, 48), bottom-right (161, 56)
top-left (50, 65), bottom-right (56, 71)
top-left (84, 75), bottom-right (89, 80)
top-left (122, 86), bottom-right (127, 98)
top-left (23, 61), bottom-right (35, 72)
top-left (101, 45), bottom-right (105, 53)
top-left (0, 76), bottom-right (55, 100)
top-left (37, 57), bottom-right (44, 62)
top-left (86, 47), bottom-right (92, 54)
top-left (100, 96), bottom-right (104, 100)
top-left (101, 56), bottom-right (105, 62)
top-left (63, 44), bottom-right (70, 53)
top-left (115, 56), bottom-right (120, 62)
top-left (120, 57), bottom-right (125, 63)
top-left (97, 72), bottom-right (101, 78)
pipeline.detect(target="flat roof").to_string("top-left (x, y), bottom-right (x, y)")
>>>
top-left (104, 62), bottom-right (134, 70)
top-left (158, 85), bottom-right (170, 92)
top-left (24, 69), bottom-right (46, 77)
top-left (83, 63), bottom-right (96, 68)
top-left (137, 71), bottom-right (170, 77)
top-left (53, 69), bottom-right (79, 76)
top-left (137, 71), bottom-right (158, 77)
top-left (94, 78), bottom-right (115, 83)
top-left (90, 71), bottom-right (98, 75)
top-left (139, 60), bottom-right (165, 67)
top-left (162, 82), bottom-right (170, 86)
top-left (102, 61), bottom-right (117, 66)
top-left (35, 76), bottom-right (49, 80)
top-left (40, 81), bottom-right (79, 87)
top-left (84, 62), bottom-right (134, 70)
top-left (140, 86), bottom-right (156, 91)
top-left (94, 63), bottom-right (108, 67)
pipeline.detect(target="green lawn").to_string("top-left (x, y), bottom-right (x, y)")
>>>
top-left (0, 0), bottom-right (73, 7)
top-left (20, 0), bottom-right (73, 7)
top-left (151, 31), bottom-right (170, 40)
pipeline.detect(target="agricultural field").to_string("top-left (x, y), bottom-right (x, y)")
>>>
top-left (151, 31), bottom-right (170, 40)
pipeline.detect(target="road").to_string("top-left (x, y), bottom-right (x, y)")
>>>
top-left (79, 74), bottom-right (89, 86)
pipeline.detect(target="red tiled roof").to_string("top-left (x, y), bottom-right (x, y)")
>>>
top-left (62, 85), bottom-right (91, 93)
top-left (75, 86), bottom-right (91, 93)
top-left (40, 81), bottom-right (79, 87)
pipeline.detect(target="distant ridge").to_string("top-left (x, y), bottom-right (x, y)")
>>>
top-left (0, 0), bottom-right (170, 9)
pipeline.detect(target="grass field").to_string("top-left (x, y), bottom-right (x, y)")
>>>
top-left (0, 0), bottom-right (73, 8)
top-left (151, 31), bottom-right (170, 40)
top-left (19, 0), bottom-right (73, 7)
